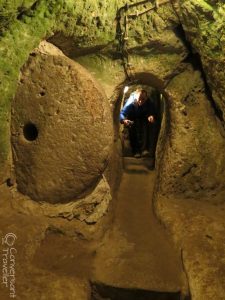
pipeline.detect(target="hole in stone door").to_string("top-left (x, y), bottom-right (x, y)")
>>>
top-left (23, 122), bottom-right (38, 141)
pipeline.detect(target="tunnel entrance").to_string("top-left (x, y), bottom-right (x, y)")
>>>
top-left (119, 84), bottom-right (163, 169)
top-left (91, 282), bottom-right (182, 300)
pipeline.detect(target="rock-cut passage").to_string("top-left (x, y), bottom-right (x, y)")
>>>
top-left (92, 157), bottom-right (187, 297)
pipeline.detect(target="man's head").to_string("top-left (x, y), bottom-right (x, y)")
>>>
top-left (137, 89), bottom-right (148, 106)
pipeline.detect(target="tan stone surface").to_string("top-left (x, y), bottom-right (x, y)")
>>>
top-left (156, 65), bottom-right (225, 202)
top-left (11, 41), bottom-right (113, 204)
top-left (171, 0), bottom-right (225, 123)
top-left (155, 194), bottom-right (225, 300)
top-left (0, 184), bottom-right (91, 300)
top-left (11, 176), bottom-right (112, 225)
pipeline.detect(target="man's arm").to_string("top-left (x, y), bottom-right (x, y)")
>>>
top-left (120, 103), bottom-right (133, 125)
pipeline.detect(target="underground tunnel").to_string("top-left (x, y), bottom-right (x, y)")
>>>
top-left (0, 1), bottom-right (225, 300)
top-left (118, 84), bottom-right (162, 163)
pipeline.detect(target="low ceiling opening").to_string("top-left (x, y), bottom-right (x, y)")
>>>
top-left (118, 84), bottom-right (163, 165)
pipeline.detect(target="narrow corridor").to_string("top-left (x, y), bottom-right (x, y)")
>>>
top-left (93, 158), bottom-right (185, 293)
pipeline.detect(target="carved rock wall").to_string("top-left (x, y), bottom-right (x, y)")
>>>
top-left (171, 0), bottom-right (225, 124)
top-left (156, 65), bottom-right (225, 201)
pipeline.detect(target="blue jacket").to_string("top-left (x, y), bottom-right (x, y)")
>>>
top-left (120, 99), bottom-right (155, 123)
top-left (123, 92), bottom-right (138, 108)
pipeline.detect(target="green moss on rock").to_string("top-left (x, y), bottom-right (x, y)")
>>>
top-left (174, 0), bottom-right (225, 121)
top-left (0, 0), bottom-right (127, 180)
top-left (0, 0), bottom-right (64, 180)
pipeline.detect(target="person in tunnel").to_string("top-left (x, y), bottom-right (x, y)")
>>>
top-left (120, 89), bottom-right (155, 158)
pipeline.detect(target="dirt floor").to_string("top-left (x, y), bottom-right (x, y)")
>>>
top-left (92, 157), bottom-right (185, 293)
